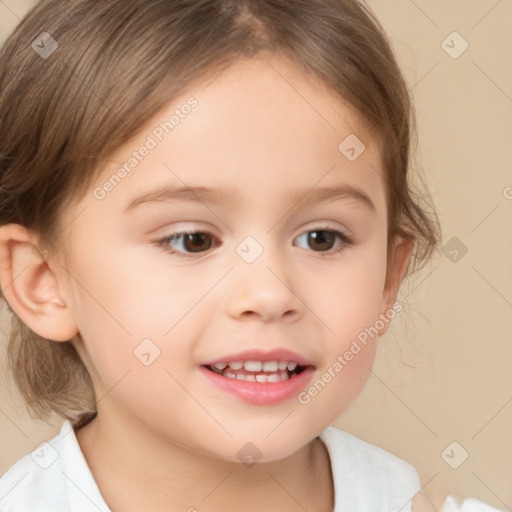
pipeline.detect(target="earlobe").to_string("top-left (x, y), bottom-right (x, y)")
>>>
top-left (377, 236), bottom-right (415, 336)
top-left (0, 223), bottom-right (78, 341)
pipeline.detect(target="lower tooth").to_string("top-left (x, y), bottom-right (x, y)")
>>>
top-left (221, 371), bottom-right (291, 382)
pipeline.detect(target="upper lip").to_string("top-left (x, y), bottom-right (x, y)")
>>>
top-left (201, 348), bottom-right (313, 367)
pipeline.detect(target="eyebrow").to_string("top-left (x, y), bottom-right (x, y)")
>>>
top-left (124, 183), bottom-right (376, 213)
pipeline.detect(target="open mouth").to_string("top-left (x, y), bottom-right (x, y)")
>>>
top-left (199, 354), bottom-right (316, 404)
top-left (203, 360), bottom-right (308, 383)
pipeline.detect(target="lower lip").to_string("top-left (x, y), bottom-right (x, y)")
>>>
top-left (198, 366), bottom-right (315, 405)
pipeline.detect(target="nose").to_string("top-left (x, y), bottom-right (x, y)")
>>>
top-left (226, 247), bottom-right (301, 323)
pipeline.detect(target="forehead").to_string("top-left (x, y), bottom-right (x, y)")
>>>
top-left (72, 55), bottom-right (385, 221)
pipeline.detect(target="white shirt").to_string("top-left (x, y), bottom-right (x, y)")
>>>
top-left (0, 420), bottom-right (503, 511)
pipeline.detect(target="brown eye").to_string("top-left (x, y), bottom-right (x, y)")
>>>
top-left (156, 231), bottom-right (218, 257)
top-left (181, 232), bottom-right (214, 253)
top-left (307, 230), bottom-right (336, 251)
top-left (294, 228), bottom-right (351, 255)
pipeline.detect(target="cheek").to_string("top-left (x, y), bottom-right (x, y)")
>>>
top-left (311, 243), bottom-right (388, 345)
top-left (67, 242), bottom-right (228, 410)
top-left (65, 247), bottom-right (194, 392)
top-left (295, 243), bottom-right (387, 419)
top-left (69, 276), bottom-right (197, 434)
top-left (297, 346), bottom-right (376, 435)
top-left (68, 240), bottom-right (198, 336)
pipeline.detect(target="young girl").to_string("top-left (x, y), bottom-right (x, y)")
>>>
top-left (0, 1), bottom-right (501, 511)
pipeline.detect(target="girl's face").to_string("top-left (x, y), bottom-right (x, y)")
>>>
top-left (55, 55), bottom-right (402, 462)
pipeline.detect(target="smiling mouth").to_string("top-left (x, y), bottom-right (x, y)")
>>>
top-left (203, 360), bottom-right (308, 383)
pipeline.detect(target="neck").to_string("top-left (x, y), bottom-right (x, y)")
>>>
top-left (75, 403), bottom-right (334, 512)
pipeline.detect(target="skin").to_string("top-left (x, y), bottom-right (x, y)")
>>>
top-left (0, 54), bottom-right (417, 511)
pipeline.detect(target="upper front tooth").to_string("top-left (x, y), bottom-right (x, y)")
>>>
top-left (287, 362), bottom-right (298, 371)
top-left (262, 361), bottom-right (279, 372)
top-left (244, 361), bottom-right (262, 372)
top-left (278, 361), bottom-right (289, 370)
top-left (228, 361), bottom-right (244, 370)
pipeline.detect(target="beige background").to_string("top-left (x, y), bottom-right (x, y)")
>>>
top-left (1, 0), bottom-right (511, 509)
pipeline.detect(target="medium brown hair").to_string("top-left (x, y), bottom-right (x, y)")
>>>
top-left (0, 0), bottom-right (440, 427)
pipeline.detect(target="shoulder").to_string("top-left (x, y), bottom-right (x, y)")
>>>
top-left (320, 426), bottom-right (421, 483)
top-left (0, 420), bottom-right (110, 512)
top-left (0, 428), bottom-right (69, 511)
top-left (414, 493), bottom-right (507, 512)
top-left (319, 426), bottom-right (421, 512)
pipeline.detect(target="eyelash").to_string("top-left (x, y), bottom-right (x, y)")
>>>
top-left (154, 226), bottom-right (352, 259)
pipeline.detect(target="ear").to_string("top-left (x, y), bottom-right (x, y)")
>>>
top-left (377, 235), bottom-right (415, 337)
top-left (0, 223), bottom-right (78, 341)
